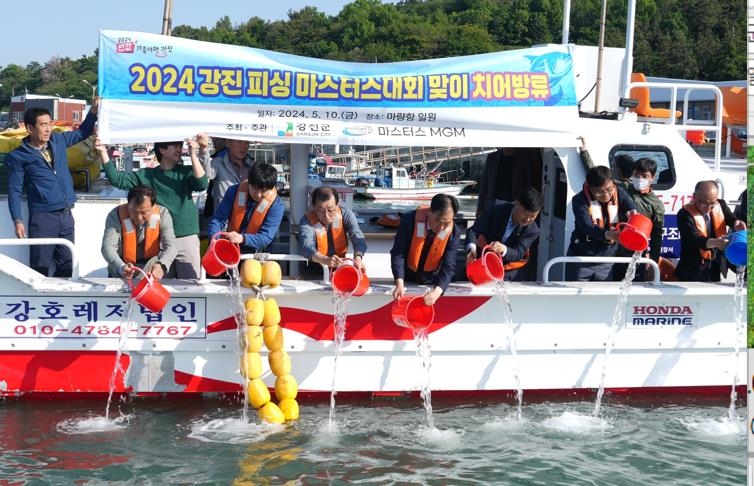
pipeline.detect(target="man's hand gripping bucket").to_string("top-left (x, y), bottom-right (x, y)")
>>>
top-left (331, 258), bottom-right (370, 297)
top-left (391, 295), bottom-right (435, 332)
top-left (202, 232), bottom-right (241, 277)
top-left (129, 267), bottom-right (171, 313)
top-left (466, 245), bottom-right (505, 285)
top-left (616, 213), bottom-right (652, 252)
top-left (724, 230), bottom-right (747, 267)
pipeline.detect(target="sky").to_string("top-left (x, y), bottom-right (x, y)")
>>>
top-left (2, 0), bottom-right (392, 67)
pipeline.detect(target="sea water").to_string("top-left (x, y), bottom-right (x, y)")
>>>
top-left (2, 397), bottom-right (743, 484)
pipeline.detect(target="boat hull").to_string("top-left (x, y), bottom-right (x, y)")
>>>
top-left (0, 263), bottom-right (744, 399)
top-left (354, 181), bottom-right (475, 200)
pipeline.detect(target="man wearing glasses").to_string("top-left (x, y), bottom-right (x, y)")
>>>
top-left (674, 180), bottom-right (746, 282)
top-left (565, 166), bottom-right (637, 281)
top-left (299, 186), bottom-right (367, 273)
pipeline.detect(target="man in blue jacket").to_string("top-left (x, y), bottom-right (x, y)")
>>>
top-left (207, 162), bottom-right (284, 255)
top-left (6, 98), bottom-right (99, 277)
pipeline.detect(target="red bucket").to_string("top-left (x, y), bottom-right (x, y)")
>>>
top-left (202, 233), bottom-right (241, 277)
top-left (466, 245), bottom-right (505, 285)
top-left (331, 259), bottom-right (370, 297)
top-left (391, 295), bottom-right (435, 331)
top-left (616, 213), bottom-right (652, 252)
top-left (130, 267), bottom-right (170, 313)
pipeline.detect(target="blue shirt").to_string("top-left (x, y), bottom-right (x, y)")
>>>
top-left (207, 184), bottom-right (284, 252)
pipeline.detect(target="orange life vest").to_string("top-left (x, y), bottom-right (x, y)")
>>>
top-left (583, 182), bottom-right (618, 230)
top-left (228, 182), bottom-right (277, 234)
top-left (683, 202), bottom-right (726, 261)
top-left (118, 204), bottom-right (160, 264)
top-left (407, 206), bottom-right (452, 273)
top-left (306, 206), bottom-right (348, 258)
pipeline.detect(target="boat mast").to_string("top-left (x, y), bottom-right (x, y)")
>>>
top-left (161, 0), bottom-right (173, 36)
top-left (621, 0), bottom-right (637, 99)
top-left (561, 0), bottom-right (571, 44)
top-left (593, 0), bottom-right (608, 112)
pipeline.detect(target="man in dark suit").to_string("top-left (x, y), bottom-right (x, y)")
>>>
top-left (466, 188), bottom-right (543, 281)
top-left (674, 180), bottom-right (745, 282)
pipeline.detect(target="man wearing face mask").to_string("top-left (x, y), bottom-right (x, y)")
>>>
top-left (612, 157), bottom-right (665, 281)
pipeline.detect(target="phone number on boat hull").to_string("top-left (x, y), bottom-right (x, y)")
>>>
top-left (8, 323), bottom-right (204, 339)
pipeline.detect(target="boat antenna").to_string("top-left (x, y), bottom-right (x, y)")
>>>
top-left (161, 0), bottom-right (173, 36)
top-left (593, 0), bottom-right (608, 112)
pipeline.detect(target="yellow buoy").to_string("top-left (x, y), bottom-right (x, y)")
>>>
top-left (278, 398), bottom-right (300, 421)
top-left (257, 401), bottom-right (285, 424)
top-left (274, 374), bottom-right (298, 401)
top-left (268, 350), bottom-right (292, 376)
top-left (245, 325), bottom-right (264, 352)
top-left (240, 352), bottom-right (263, 380)
top-left (261, 298), bottom-right (281, 327)
top-left (263, 325), bottom-right (284, 352)
top-left (241, 259), bottom-right (262, 287)
top-left (261, 260), bottom-right (282, 288)
top-left (244, 297), bottom-right (264, 326)
top-left (248, 378), bottom-right (271, 408)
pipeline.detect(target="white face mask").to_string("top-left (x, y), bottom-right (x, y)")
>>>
top-left (631, 177), bottom-right (650, 191)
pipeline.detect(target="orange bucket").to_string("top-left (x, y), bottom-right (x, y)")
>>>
top-left (466, 245), bottom-right (504, 285)
top-left (616, 213), bottom-right (652, 252)
top-left (130, 267), bottom-right (170, 313)
top-left (391, 295), bottom-right (435, 331)
top-left (202, 232), bottom-right (241, 277)
top-left (331, 259), bottom-right (370, 296)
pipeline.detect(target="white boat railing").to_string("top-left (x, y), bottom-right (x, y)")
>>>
top-left (624, 80), bottom-right (725, 171)
top-left (0, 238), bottom-right (80, 280)
top-left (0, 239), bottom-right (663, 287)
top-left (542, 256), bottom-right (661, 285)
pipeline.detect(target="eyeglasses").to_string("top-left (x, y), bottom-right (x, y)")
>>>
top-left (695, 200), bottom-right (718, 208)
top-left (591, 185), bottom-right (616, 197)
top-left (315, 206), bottom-right (338, 215)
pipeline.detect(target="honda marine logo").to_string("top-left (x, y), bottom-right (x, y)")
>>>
top-left (632, 305), bottom-right (693, 315)
top-left (630, 305), bottom-right (695, 326)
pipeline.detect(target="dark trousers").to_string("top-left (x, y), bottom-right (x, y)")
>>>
top-left (565, 241), bottom-right (617, 281)
top-left (28, 209), bottom-right (75, 277)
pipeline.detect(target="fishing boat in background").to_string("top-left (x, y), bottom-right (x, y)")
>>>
top-left (353, 165), bottom-right (476, 200)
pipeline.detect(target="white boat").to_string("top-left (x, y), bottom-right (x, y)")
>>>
top-left (0, 4), bottom-right (746, 400)
top-left (353, 165), bottom-right (477, 201)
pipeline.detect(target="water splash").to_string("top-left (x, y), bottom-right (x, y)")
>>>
top-left (57, 414), bottom-right (130, 435)
top-left (544, 411), bottom-right (611, 434)
top-left (105, 300), bottom-right (136, 421)
top-left (727, 268), bottom-right (746, 420)
top-left (188, 416), bottom-right (282, 444)
top-left (494, 280), bottom-right (522, 421)
top-left (327, 292), bottom-right (349, 431)
top-left (414, 327), bottom-right (435, 429)
top-left (228, 266), bottom-right (251, 423)
top-left (593, 251), bottom-right (641, 417)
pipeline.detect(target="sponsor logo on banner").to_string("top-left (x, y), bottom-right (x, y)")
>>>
top-left (116, 40), bottom-right (135, 54)
top-left (343, 126), bottom-right (373, 136)
top-left (627, 304), bottom-right (696, 327)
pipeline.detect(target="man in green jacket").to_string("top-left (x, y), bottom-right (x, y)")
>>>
top-left (612, 157), bottom-right (664, 281)
top-left (98, 136), bottom-right (208, 278)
